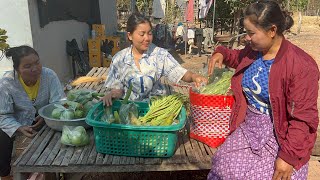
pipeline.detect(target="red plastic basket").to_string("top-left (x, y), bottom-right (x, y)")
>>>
top-left (189, 89), bottom-right (234, 148)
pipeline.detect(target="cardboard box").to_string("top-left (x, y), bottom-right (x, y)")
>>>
top-left (92, 24), bottom-right (106, 39)
top-left (102, 57), bottom-right (112, 68)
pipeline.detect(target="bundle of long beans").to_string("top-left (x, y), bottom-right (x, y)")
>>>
top-left (138, 94), bottom-right (187, 126)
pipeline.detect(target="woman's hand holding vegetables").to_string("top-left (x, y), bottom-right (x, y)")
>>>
top-left (101, 89), bottom-right (124, 106)
top-left (208, 53), bottom-right (224, 76)
top-left (191, 73), bottom-right (208, 87)
top-left (18, 125), bottom-right (36, 138)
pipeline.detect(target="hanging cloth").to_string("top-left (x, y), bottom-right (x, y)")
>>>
top-left (185, 0), bottom-right (194, 22)
top-left (199, 0), bottom-right (213, 19)
top-left (152, 0), bottom-right (166, 18)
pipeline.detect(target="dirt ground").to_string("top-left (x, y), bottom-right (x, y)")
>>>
top-left (12, 15), bottom-right (320, 180)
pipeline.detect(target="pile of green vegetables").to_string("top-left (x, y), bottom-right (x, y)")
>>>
top-left (51, 89), bottom-right (104, 120)
top-left (100, 90), bottom-right (186, 126)
top-left (199, 71), bottom-right (233, 95)
top-left (138, 94), bottom-right (186, 126)
top-left (61, 126), bottom-right (89, 147)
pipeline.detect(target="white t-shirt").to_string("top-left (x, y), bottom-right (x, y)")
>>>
top-left (187, 29), bottom-right (195, 39)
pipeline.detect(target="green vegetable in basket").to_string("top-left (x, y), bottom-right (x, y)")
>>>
top-left (60, 109), bottom-right (75, 120)
top-left (74, 110), bottom-right (85, 118)
top-left (63, 100), bottom-right (83, 110)
top-left (118, 83), bottom-right (137, 124)
top-left (160, 113), bottom-right (175, 126)
top-left (84, 100), bottom-right (96, 114)
top-left (130, 112), bottom-right (141, 126)
top-left (114, 111), bottom-right (121, 124)
top-left (67, 89), bottom-right (90, 101)
top-left (51, 108), bottom-right (64, 119)
top-left (92, 92), bottom-right (104, 99)
top-left (139, 94), bottom-right (185, 126)
top-left (101, 106), bottom-right (116, 124)
top-left (199, 71), bottom-right (233, 95)
top-left (67, 89), bottom-right (103, 104)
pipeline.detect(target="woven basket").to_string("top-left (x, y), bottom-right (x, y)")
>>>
top-left (189, 89), bottom-right (234, 148)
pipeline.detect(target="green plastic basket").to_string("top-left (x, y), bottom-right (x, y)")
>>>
top-left (85, 100), bottom-right (187, 158)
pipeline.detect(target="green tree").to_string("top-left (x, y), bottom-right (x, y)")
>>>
top-left (0, 28), bottom-right (9, 51)
top-left (285, 0), bottom-right (308, 11)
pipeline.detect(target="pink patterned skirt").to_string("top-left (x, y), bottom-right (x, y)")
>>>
top-left (207, 106), bottom-right (308, 180)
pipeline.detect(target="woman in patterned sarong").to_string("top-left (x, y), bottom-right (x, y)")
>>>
top-left (207, 0), bottom-right (319, 179)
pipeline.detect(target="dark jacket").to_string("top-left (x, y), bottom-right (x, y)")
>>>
top-left (215, 38), bottom-right (319, 170)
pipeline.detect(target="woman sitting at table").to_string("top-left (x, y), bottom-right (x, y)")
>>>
top-left (102, 13), bottom-right (207, 106)
top-left (0, 45), bottom-right (64, 180)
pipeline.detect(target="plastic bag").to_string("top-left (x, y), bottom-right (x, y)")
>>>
top-left (101, 106), bottom-right (117, 124)
top-left (208, 67), bottom-right (232, 84)
top-left (60, 126), bottom-right (89, 147)
top-left (119, 102), bottom-right (138, 125)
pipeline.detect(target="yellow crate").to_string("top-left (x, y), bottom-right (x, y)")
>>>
top-left (104, 36), bottom-right (121, 56)
top-left (88, 39), bottom-right (101, 53)
top-left (102, 57), bottom-right (112, 68)
top-left (92, 24), bottom-right (106, 39)
top-left (89, 52), bottom-right (102, 67)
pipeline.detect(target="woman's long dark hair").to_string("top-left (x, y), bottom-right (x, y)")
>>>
top-left (126, 13), bottom-right (152, 34)
top-left (244, 0), bottom-right (294, 34)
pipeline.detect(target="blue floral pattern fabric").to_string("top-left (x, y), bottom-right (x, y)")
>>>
top-left (242, 54), bottom-right (274, 115)
top-left (104, 43), bottom-right (187, 101)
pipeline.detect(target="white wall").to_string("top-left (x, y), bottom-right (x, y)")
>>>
top-left (28, 0), bottom-right (90, 83)
top-left (1, 0), bottom-right (117, 82)
top-left (99, 0), bottom-right (117, 36)
top-left (0, 0), bottom-right (33, 77)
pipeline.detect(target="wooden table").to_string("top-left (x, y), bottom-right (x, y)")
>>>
top-left (13, 67), bottom-right (216, 179)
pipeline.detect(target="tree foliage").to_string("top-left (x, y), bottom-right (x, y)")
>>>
top-left (0, 28), bottom-right (9, 51)
top-left (285, 0), bottom-right (308, 11)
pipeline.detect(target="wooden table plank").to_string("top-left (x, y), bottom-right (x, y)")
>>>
top-left (80, 133), bottom-right (95, 164)
top-left (96, 153), bottom-right (104, 164)
top-left (35, 132), bottom-right (60, 166)
top-left (18, 128), bottom-right (51, 165)
top-left (69, 146), bottom-right (85, 165)
top-left (26, 129), bottom-right (55, 165)
top-left (181, 134), bottom-right (198, 163)
top-left (60, 146), bottom-right (75, 166)
top-left (111, 156), bottom-right (121, 165)
top-left (87, 144), bottom-right (98, 164)
top-left (189, 138), bottom-right (210, 163)
top-left (52, 145), bottom-right (68, 166)
top-left (13, 126), bottom-right (47, 166)
top-left (144, 158), bottom-right (162, 165)
top-left (43, 132), bottom-right (62, 165)
top-left (119, 156), bottom-right (131, 165)
top-left (102, 154), bottom-right (113, 165)
top-left (129, 157), bottom-right (135, 165)
top-left (163, 132), bottom-right (188, 164)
